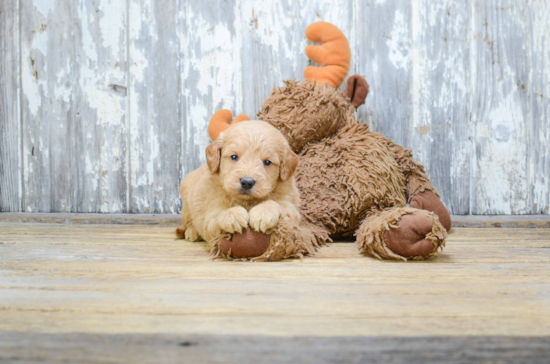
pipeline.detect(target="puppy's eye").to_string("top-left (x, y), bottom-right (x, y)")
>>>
top-left (231, 155), bottom-right (238, 161)
top-left (263, 160), bottom-right (272, 166)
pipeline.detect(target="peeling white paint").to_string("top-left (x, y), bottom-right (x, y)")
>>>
top-left (387, 10), bottom-right (409, 70)
top-left (185, 7), bottom-right (236, 110)
top-left (34, 0), bottom-right (55, 17)
top-left (530, 2), bottom-right (550, 214)
top-left (146, 123), bottom-right (159, 186)
top-left (88, 89), bottom-right (125, 126)
top-left (21, 29), bottom-right (49, 117)
top-left (98, 0), bottom-right (125, 54)
top-left (78, 5), bottom-right (98, 65)
top-left (240, 1), bottom-right (295, 62)
top-left (74, 0), bottom-right (127, 212)
top-left (21, 56), bottom-right (41, 116)
top-left (182, 0), bottom-right (243, 191)
top-left (470, 2), bottom-right (534, 215)
top-left (476, 94), bottom-right (529, 214)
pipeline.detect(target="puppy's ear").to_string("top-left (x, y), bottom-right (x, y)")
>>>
top-left (280, 147), bottom-right (299, 181)
top-left (206, 139), bottom-right (221, 174)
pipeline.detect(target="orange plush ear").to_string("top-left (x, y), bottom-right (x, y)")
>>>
top-left (208, 109), bottom-right (250, 141)
top-left (303, 22), bottom-right (351, 89)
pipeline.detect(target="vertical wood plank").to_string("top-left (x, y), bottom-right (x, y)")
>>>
top-left (0, 0), bottom-right (22, 212)
top-left (239, 0), bottom-right (355, 117)
top-left (181, 0), bottom-right (242, 180)
top-left (19, 1), bottom-right (52, 212)
top-left (75, 0), bottom-right (128, 212)
top-left (355, 0), bottom-right (412, 147)
top-left (21, 0), bottom-right (74, 212)
top-left (470, 0), bottom-right (531, 214)
top-left (530, 0), bottom-right (550, 214)
top-left (128, 0), bottom-right (185, 213)
top-left (410, 1), bottom-right (471, 214)
top-left (20, 0), bottom-right (127, 212)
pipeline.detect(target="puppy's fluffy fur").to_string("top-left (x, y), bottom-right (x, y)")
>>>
top-left (176, 120), bottom-right (300, 243)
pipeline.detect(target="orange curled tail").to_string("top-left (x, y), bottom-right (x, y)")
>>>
top-left (303, 22), bottom-right (351, 89)
top-left (208, 110), bottom-right (250, 141)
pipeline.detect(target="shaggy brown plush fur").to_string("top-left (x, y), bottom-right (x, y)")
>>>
top-left (257, 80), bottom-right (353, 153)
top-left (297, 122), bottom-right (408, 237)
top-left (257, 80), bottom-right (450, 260)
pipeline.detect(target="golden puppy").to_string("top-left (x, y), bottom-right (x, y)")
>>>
top-left (175, 120), bottom-right (300, 243)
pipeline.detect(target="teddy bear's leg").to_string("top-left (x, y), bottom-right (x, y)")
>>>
top-left (386, 140), bottom-right (437, 198)
top-left (355, 206), bottom-right (447, 261)
top-left (385, 141), bottom-right (451, 231)
top-left (211, 217), bottom-right (329, 261)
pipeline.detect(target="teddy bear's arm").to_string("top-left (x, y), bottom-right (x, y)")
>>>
top-left (384, 140), bottom-right (438, 202)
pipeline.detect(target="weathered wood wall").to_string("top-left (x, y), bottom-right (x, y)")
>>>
top-left (1, 0), bottom-right (549, 215)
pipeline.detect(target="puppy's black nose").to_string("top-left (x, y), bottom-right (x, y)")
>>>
top-left (240, 177), bottom-right (255, 190)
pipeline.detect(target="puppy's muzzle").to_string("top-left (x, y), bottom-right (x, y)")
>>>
top-left (240, 177), bottom-right (255, 191)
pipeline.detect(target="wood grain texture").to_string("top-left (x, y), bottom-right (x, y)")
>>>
top-left (240, 0), bottom-right (355, 116)
top-left (20, 0), bottom-right (74, 212)
top-left (355, 0), bottom-right (412, 147)
top-left (0, 0), bottom-right (21, 212)
top-left (74, 0), bottom-right (128, 213)
top-left (181, 0), bottom-right (242, 188)
top-left (530, 1), bottom-right (550, 214)
top-left (0, 222), bottom-right (549, 340)
top-left (20, 0), bottom-right (128, 213)
top-left (1, 333), bottom-right (549, 364)
top-left (128, 0), bottom-right (184, 213)
top-left (470, 0), bottom-right (532, 214)
top-left (410, 1), bottom-right (470, 214)
top-left (1, 1), bottom-right (550, 214)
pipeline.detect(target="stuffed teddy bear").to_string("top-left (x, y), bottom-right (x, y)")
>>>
top-left (206, 22), bottom-right (451, 261)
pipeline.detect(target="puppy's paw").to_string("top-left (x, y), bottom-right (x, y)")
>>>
top-left (218, 206), bottom-right (249, 234)
top-left (249, 202), bottom-right (280, 233)
top-left (184, 226), bottom-right (201, 241)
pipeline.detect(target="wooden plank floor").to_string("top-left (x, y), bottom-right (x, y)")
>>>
top-left (0, 222), bottom-right (549, 363)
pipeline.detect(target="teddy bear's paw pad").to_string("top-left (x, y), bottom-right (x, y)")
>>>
top-left (410, 191), bottom-right (452, 232)
top-left (220, 228), bottom-right (271, 258)
top-left (384, 212), bottom-right (437, 258)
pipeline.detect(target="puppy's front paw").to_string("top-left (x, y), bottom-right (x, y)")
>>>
top-left (218, 206), bottom-right (249, 234)
top-left (249, 202), bottom-right (280, 233)
top-left (184, 226), bottom-right (201, 242)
